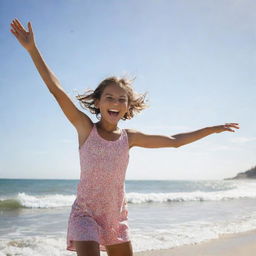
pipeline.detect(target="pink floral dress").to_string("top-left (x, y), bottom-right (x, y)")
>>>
top-left (66, 123), bottom-right (130, 252)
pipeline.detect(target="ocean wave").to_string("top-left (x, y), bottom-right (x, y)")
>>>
top-left (0, 199), bottom-right (24, 210)
top-left (0, 193), bottom-right (76, 210)
top-left (126, 181), bottom-right (256, 203)
top-left (1, 181), bottom-right (256, 210)
top-left (126, 189), bottom-right (256, 203)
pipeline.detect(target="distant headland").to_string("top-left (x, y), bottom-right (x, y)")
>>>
top-left (224, 165), bottom-right (256, 180)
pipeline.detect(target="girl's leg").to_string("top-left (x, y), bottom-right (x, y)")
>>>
top-left (74, 240), bottom-right (100, 256)
top-left (105, 241), bottom-right (133, 256)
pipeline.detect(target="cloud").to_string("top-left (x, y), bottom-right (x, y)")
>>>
top-left (208, 145), bottom-right (235, 151)
top-left (230, 136), bottom-right (256, 143)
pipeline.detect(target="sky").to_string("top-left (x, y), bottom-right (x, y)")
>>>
top-left (0, 0), bottom-right (255, 180)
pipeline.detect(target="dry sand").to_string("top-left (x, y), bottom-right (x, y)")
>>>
top-left (134, 229), bottom-right (256, 256)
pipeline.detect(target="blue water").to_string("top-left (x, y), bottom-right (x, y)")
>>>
top-left (1, 179), bottom-right (256, 255)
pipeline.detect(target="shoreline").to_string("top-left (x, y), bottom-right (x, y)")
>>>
top-left (134, 229), bottom-right (256, 256)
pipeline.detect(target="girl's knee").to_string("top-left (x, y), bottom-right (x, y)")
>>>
top-left (74, 240), bottom-right (100, 256)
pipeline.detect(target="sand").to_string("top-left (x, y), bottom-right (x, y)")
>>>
top-left (134, 229), bottom-right (256, 256)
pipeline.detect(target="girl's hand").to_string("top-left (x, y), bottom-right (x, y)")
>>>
top-left (214, 123), bottom-right (240, 133)
top-left (10, 18), bottom-right (36, 52)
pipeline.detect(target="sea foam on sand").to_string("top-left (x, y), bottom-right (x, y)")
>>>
top-left (134, 229), bottom-right (256, 256)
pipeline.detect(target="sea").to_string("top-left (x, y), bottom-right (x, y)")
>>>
top-left (1, 178), bottom-right (256, 255)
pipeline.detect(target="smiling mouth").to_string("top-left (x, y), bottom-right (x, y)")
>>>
top-left (108, 110), bottom-right (120, 117)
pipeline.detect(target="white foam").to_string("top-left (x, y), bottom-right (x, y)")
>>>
top-left (127, 181), bottom-right (256, 203)
top-left (130, 211), bottom-right (256, 252)
top-left (2, 181), bottom-right (256, 209)
top-left (0, 236), bottom-right (107, 256)
top-left (17, 193), bottom-right (76, 208)
top-left (1, 211), bottom-right (256, 254)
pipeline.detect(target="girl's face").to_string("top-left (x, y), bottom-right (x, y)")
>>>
top-left (95, 84), bottom-right (130, 124)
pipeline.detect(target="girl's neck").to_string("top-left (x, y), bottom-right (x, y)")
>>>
top-left (96, 121), bottom-right (120, 133)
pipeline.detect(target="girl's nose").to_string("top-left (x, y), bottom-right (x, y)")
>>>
top-left (112, 99), bottom-right (119, 104)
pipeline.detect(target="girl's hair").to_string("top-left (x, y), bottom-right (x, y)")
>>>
top-left (75, 76), bottom-right (150, 120)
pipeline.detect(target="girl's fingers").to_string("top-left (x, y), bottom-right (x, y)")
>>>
top-left (215, 123), bottom-right (239, 133)
top-left (14, 18), bottom-right (25, 30)
top-left (10, 23), bottom-right (20, 36)
top-left (11, 20), bottom-right (27, 39)
top-left (10, 29), bottom-right (18, 36)
top-left (224, 126), bottom-right (234, 131)
top-left (225, 123), bottom-right (239, 128)
top-left (11, 22), bottom-right (20, 34)
top-left (13, 20), bottom-right (24, 32)
top-left (10, 23), bottom-right (16, 31)
top-left (13, 19), bottom-right (27, 34)
top-left (224, 123), bottom-right (239, 132)
top-left (28, 21), bottom-right (33, 33)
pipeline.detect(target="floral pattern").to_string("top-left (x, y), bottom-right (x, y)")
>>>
top-left (66, 123), bottom-right (130, 252)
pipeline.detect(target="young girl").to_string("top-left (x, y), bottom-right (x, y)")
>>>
top-left (10, 19), bottom-right (240, 256)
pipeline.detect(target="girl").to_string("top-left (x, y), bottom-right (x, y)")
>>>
top-left (10, 19), bottom-right (239, 256)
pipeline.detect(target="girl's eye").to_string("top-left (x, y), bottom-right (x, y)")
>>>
top-left (106, 97), bottom-right (127, 102)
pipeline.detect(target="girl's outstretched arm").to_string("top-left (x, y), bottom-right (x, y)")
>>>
top-left (171, 123), bottom-right (240, 148)
top-left (10, 18), bottom-right (92, 131)
top-left (128, 123), bottom-right (240, 149)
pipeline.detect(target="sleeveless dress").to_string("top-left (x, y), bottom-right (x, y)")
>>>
top-left (66, 123), bottom-right (130, 252)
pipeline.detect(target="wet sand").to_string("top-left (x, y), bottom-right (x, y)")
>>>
top-left (134, 229), bottom-right (256, 256)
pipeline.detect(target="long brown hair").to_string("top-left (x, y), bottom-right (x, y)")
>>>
top-left (75, 76), bottom-right (150, 120)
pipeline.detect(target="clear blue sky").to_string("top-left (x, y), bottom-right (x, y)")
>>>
top-left (0, 0), bottom-right (255, 180)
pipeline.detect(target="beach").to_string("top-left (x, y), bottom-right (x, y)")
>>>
top-left (134, 229), bottom-right (256, 256)
top-left (1, 179), bottom-right (256, 255)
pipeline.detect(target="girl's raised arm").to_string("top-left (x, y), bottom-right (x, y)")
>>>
top-left (10, 18), bottom-right (92, 132)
